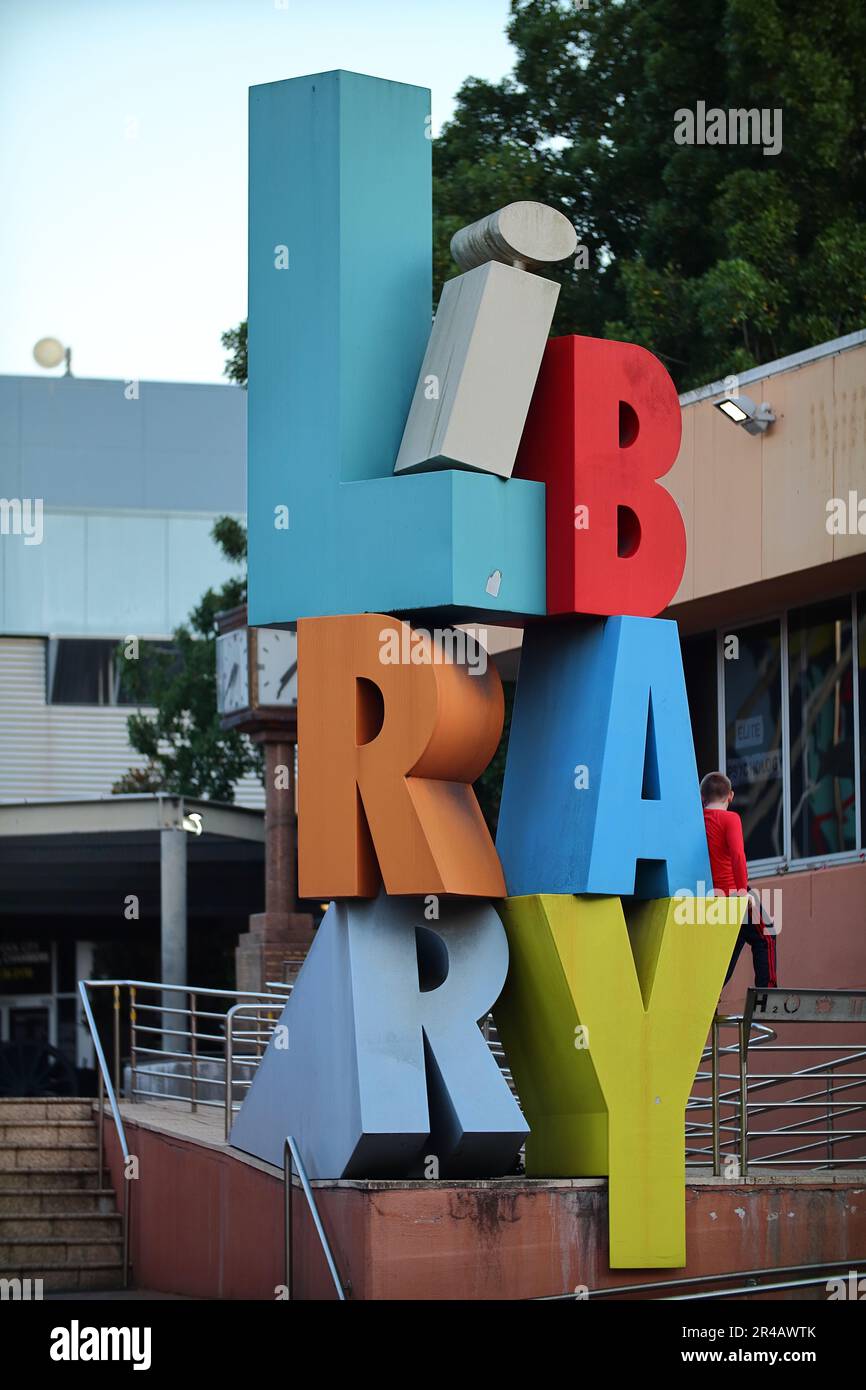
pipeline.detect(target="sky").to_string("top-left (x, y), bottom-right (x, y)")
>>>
top-left (0, 0), bottom-right (515, 384)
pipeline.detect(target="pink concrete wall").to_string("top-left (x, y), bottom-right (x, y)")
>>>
top-left (104, 1122), bottom-right (286, 1300)
top-left (718, 860), bottom-right (866, 1167)
top-left (721, 860), bottom-right (866, 1008)
top-left (103, 1122), bottom-right (866, 1300)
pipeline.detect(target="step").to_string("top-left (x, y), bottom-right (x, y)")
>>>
top-left (0, 1169), bottom-right (102, 1192)
top-left (0, 1261), bottom-right (125, 1292)
top-left (0, 1236), bottom-right (124, 1267)
top-left (0, 1121), bottom-right (97, 1146)
top-left (0, 1100), bottom-right (94, 1121)
top-left (0, 1189), bottom-right (116, 1216)
top-left (0, 1144), bottom-right (98, 1172)
top-left (0, 1213), bottom-right (122, 1240)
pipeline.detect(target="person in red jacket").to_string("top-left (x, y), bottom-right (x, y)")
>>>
top-left (701, 771), bottom-right (777, 989)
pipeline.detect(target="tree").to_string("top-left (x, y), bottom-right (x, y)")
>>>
top-left (475, 684), bottom-right (515, 836)
top-left (113, 517), bottom-right (262, 801)
top-left (220, 321), bottom-right (247, 387)
top-left (432, 0), bottom-right (866, 387)
top-left (224, 4), bottom-right (865, 391)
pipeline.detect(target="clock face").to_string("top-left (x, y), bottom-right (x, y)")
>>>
top-left (216, 628), bottom-right (249, 714)
top-left (255, 628), bottom-right (297, 707)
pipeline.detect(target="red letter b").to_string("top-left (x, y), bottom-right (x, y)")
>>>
top-left (515, 335), bottom-right (685, 616)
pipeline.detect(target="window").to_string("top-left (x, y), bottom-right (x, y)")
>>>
top-left (687, 591), bottom-right (865, 872)
top-left (788, 598), bottom-right (856, 859)
top-left (57, 997), bottom-right (78, 1066)
top-left (47, 639), bottom-right (125, 705)
top-left (722, 619), bottom-right (784, 863)
top-left (681, 632), bottom-right (718, 776)
top-left (46, 638), bottom-right (177, 706)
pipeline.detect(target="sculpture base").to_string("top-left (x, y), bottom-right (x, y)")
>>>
top-left (102, 1108), bottom-right (866, 1300)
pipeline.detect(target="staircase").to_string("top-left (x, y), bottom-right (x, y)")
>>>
top-left (0, 1098), bottom-right (124, 1292)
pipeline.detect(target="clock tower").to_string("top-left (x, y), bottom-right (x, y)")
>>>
top-left (216, 605), bottom-right (314, 992)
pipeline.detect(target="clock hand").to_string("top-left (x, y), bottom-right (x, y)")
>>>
top-left (277, 662), bottom-right (297, 698)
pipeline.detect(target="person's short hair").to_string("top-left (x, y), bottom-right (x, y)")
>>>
top-left (700, 771), bottom-right (732, 806)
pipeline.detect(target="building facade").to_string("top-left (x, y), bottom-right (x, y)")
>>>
top-left (0, 373), bottom-right (262, 806)
top-left (667, 331), bottom-right (866, 1007)
top-left (0, 375), bottom-right (265, 1089)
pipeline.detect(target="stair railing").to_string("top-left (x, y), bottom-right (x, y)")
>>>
top-left (78, 980), bottom-right (132, 1289)
top-left (536, 1257), bottom-right (866, 1301)
top-left (688, 990), bottom-right (866, 1174)
top-left (283, 1135), bottom-right (348, 1301)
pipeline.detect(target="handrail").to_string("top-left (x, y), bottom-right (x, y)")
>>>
top-left (669, 1270), bottom-right (864, 1301)
top-left (82, 977), bottom-right (289, 1001)
top-left (536, 1257), bottom-right (866, 1300)
top-left (689, 1010), bottom-right (866, 1175)
top-left (78, 979), bottom-right (132, 1289)
top-left (284, 1137), bottom-right (348, 1301)
top-left (225, 1000), bottom-right (284, 1140)
top-left (82, 978), bottom-right (289, 1123)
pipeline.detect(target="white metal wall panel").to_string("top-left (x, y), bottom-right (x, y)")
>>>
top-left (0, 638), bottom-right (264, 809)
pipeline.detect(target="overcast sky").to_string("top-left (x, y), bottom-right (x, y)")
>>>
top-left (0, 0), bottom-right (514, 384)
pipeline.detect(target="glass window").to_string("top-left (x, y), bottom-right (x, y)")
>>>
top-left (0, 940), bottom-right (53, 993)
top-left (47, 638), bottom-right (177, 705)
top-left (789, 598), bottom-right (856, 859)
top-left (57, 997), bottom-right (78, 1067)
top-left (723, 620), bottom-right (784, 862)
top-left (48, 639), bottom-right (119, 705)
top-left (56, 937), bottom-right (77, 994)
top-left (681, 632), bottom-right (718, 777)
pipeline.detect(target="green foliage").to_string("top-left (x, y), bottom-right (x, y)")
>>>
top-left (221, 320), bottom-right (247, 387)
top-left (475, 683), bottom-right (515, 835)
top-left (221, 5), bottom-right (864, 389)
top-left (433, 0), bottom-right (866, 386)
top-left (113, 517), bottom-right (262, 801)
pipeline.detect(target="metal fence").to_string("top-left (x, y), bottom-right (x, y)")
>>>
top-left (687, 989), bottom-right (866, 1174)
top-left (82, 978), bottom-right (866, 1176)
top-left (81, 978), bottom-right (291, 1139)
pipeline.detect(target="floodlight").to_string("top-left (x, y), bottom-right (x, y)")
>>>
top-left (713, 392), bottom-right (775, 435)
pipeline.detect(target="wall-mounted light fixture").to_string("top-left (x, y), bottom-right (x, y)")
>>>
top-left (713, 392), bottom-right (775, 435)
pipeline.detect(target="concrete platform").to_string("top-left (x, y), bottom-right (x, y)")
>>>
top-left (96, 1099), bottom-right (866, 1300)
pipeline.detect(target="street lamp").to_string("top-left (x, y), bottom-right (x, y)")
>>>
top-left (33, 337), bottom-right (73, 376)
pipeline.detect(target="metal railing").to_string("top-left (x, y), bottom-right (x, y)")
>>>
top-left (284, 1137), bottom-right (348, 1300)
top-left (481, 1014), bottom-right (515, 1093)
top-left (80, 978), bottom-right (291, 1139)
top-left (224, 997), bottom-right (298, 1139)
top-left (687, 990), bottom-right (866, 1175)
top-left (536, 1258), bottom-right (866, 1301)
top-left (77, 980), bottom-right (133, 1288)
top-left (687, 1014), bottom-right (773, 1171)
top-left (80, 978), bottom-right (865, 1213)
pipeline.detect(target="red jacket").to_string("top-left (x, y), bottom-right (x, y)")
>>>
top-left (703, 808), bottom-right (749, 895)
